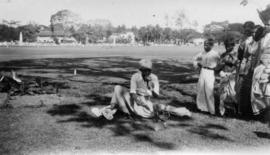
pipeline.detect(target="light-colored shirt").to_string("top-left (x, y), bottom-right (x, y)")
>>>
top-left (258, 32), bottom-right (270, 66)
top-left (245, 36), bottom-right (255, 54)
top-left (193, 49), bottom-right (220, 69)
top-left (130, 72), bottom-right (159, 97)
top-left (261, 32), bottom-right (270, 52)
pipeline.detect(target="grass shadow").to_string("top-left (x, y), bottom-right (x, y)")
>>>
top-left (166, 99), bottom-right (197, 113)
top-left (46, 91), bottom-right (187, 150)
top-left (51, 109), bottom-right (177, 150)
top-left (254, 131), bottom-right (270, 139)
top-left (204, 123), bottom-right (228, 131)
top-left (47, 104), bottom-right (81, 116)
top-left (188, 127), bottom-right (232, 142)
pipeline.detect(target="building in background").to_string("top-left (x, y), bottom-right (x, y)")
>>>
top-left (37, 30), bottom-right (77, 43)
top-left (190, 38), bottom-right (204, 45)
top-left (108, 32), bottom-right (135, 44)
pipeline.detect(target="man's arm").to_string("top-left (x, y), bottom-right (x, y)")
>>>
top-left (130, 74), bottom-right (145, 106)
top-left (147, 75), bottom-right (159, 98)
top-left (193, 52), bottom-right (203, 69)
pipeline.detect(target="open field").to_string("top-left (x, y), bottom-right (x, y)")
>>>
top-left (0, 46), bottom-right (269, 155)
top-left (0, 46), bottom-right (203, 62)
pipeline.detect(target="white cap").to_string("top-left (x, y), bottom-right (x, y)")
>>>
top-left (139, 59), bottom-right (152, 69)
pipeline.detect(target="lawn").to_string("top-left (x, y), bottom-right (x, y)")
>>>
top-left (0, 46), bottom-right (269, 155)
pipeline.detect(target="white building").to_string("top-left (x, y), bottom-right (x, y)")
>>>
top-left (191, 38), bottom-right (205, 45)
top-left (109, 32), bottom-right (135, 44)
top-left (37, 30), bottom-right (77, 43)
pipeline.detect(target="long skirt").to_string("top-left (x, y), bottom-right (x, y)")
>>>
top-left (196, 68), bottom-right (215, 114)
top-left (219, 73), bottom-right (237, 115)
top-left (111, 85), bottom-right (154, 118)
top-left (251, 65), bottom-right (270, 115)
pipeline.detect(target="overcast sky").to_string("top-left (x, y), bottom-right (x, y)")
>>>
top-left (0, 0), bottom-right (269, 31)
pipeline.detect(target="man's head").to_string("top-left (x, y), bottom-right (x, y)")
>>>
top-left (253, 25), bottom-right (266, 41)
top-left (224, 37), bottom-right (235, 53)
top-left (204, 38), bottom-right (214, 52)
top-left (243, 21), bottom-right (255, 37)
top-left (139, 59), bottom-right (152, 79)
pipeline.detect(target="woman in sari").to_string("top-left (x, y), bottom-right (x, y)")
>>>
top-left (215, 38), bottom-right (238, 116)
top-left (251, 26), bottom-right (270, 116)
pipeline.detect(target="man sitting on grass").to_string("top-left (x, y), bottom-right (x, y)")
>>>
top-left (91, 59), bottom-right (192, 120)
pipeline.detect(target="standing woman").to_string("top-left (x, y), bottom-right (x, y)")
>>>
top-left (251, 26), bottom-right (270, 115)
top-left (193, 38), bottom-right (220, 115)
top-left (215, 38), bottom-right (238, 116)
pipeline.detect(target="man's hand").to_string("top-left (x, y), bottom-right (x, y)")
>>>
top-left (197, 63), bottom-right (202, 68)
top-left (131, 93), bottom-right (151, 110)
top-left (131, 93), bottom-right (143, 105)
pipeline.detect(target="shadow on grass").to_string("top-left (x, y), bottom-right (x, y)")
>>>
top-left (204, 123), bottom-right (228, 130)
top-left (47, 104), bottom-right (81, 116)
top-left (46, 93), bottom-right (185, 150)
top-left (254, 131), bottom-right (270, 139)
top-left (0, 57), bottom-right (197, 84)
top-left (133, 134), bottom-right (176, 149)
top-left (166, 99), bottom-right (197, 113)
top-left (188, 127), bottom-right (232, 142)
top-left (48, 108), bottom-right (177, 150)
top-left (83, 94), bottom-right (111, 106)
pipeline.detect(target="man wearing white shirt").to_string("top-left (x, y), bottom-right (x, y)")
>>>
top-left (91, 59), bottom-right (191, 120)
top-left (193, 38), bottom-right (220, 115)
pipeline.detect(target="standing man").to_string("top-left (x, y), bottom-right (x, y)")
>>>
top-left (235, 21), bottom-right (256, 116)
top-left (193, 38), bottom-right (220, 115)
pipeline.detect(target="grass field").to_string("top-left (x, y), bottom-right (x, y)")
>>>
top-left (0, 46), bottom-right (203, 61)
top-left (0, 46), bottom-right (269, 155)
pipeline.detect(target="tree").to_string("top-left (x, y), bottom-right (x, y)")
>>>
top-left (153, 25), bottom-right (162, 43)
top-left (224, 31), bottom-right (243, 42)
top-left (164, 14), bottom-right (170, 27)
top-left (162, 27), bottom-right (173, 42)
top-left (228, 23), bottom-right (243, 32)
top-left (0, 24), bottom-right (18, 42)
top-left (204, 21), bottom-right (244, 44)
top-left (18, 24), bottom-right (40, 42)
top-left (72, 24), bottom-right (92, 44)
top-left (203, 21), bottom-right (229, 44)
top-left (175, 10), bottom-right (187, 30)
top-left (130, 26), bottom-right (139, 41)
top-left (177, 29), bottom-right (201, 44)
top-left (50, 9), bottom-right (82, 37)
top-left (114, 25), bottom-right (127, 34)
top-left (2, 20), bottom-right (20, 27)
top-left (138, 26), bottom-right (149, 45)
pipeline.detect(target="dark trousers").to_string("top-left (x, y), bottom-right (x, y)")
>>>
top-left (238, 72), bottom-right (253, 117)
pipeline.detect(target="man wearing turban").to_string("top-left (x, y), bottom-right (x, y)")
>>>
top-left (90, 59), bottom-right (191, 120)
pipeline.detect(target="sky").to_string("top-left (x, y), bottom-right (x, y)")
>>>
top-left (0, 0), bottom-right (269, 31)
